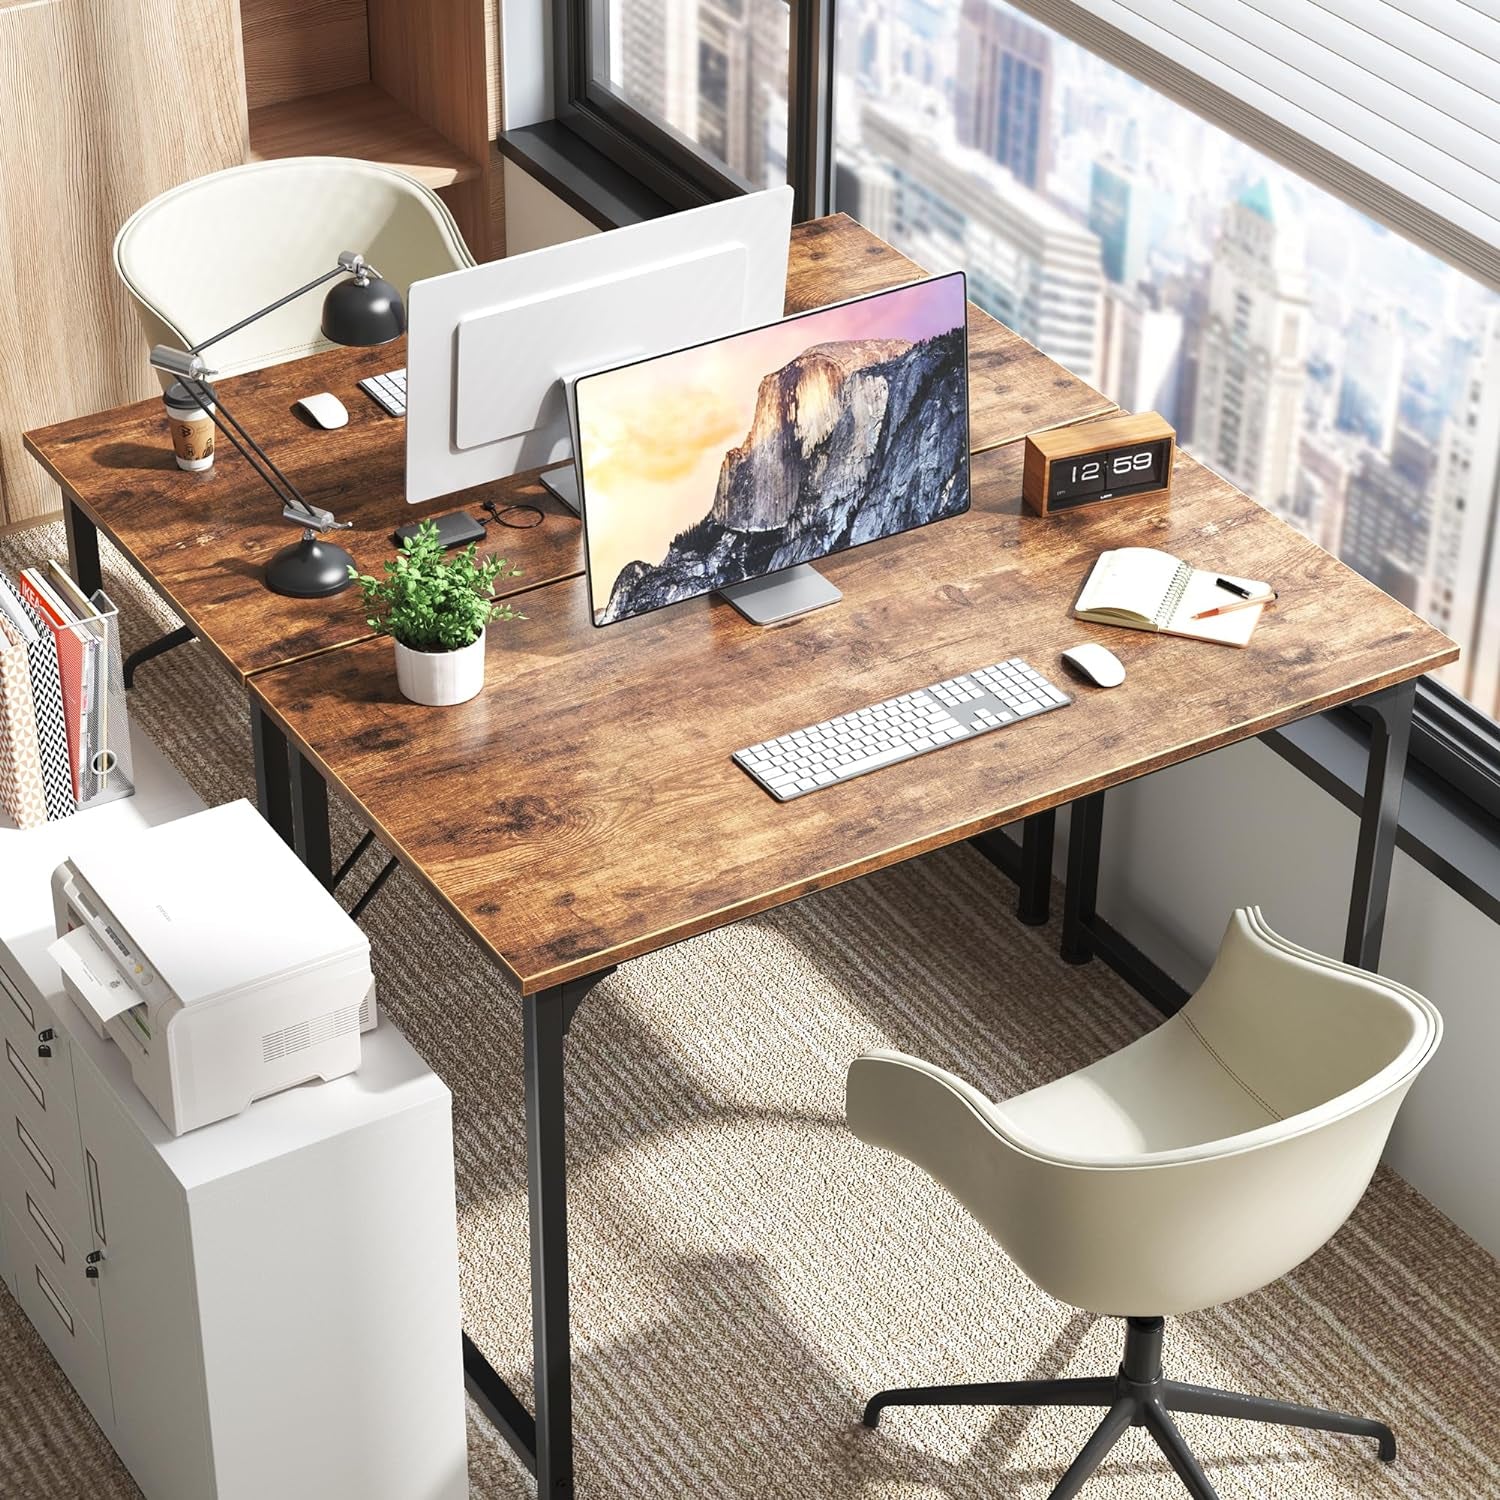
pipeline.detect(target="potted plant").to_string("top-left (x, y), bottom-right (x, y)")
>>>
top-left (350, 520), bottom-right (522, 706)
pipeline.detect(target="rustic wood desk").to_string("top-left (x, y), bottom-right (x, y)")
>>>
top-left (247, 433), bottom-right (1455, 1496)
top-left (23, 214), bottom-right (1112, 876)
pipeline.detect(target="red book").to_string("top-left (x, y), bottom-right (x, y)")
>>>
top-left (18, 567), bottom-right (88, 800)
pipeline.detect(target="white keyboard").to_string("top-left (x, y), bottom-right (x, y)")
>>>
top-left (733, 658), bottom-right (1073, 801)
top-left (358, 366), bottom-right (407, 417)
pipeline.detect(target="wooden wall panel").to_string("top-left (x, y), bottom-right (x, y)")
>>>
top-left (239, 0), bottom-right (370, 111)
top-left (367, 0), bottom-right (493, 259)
top-left (0, 0), bottom-right (246, 525)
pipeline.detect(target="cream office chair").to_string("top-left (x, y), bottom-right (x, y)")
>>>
top-left (111, 158), bottom-right (473, 682)
top-left (113, 155), bottom-right (474, 378)
top-left (847, 907), bottom-right (1441, 1500)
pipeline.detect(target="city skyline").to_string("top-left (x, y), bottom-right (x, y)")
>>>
top-left (603, 0), bottom-right (1500, 717)
top-left (831, 0), bottom-right (1500, 719)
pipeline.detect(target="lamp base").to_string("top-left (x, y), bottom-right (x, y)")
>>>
top-left (265, 533), bottom-right (356, 598)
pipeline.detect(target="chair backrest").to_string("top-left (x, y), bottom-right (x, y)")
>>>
top-left (114, 157), bottom-right (475, 380)
top-left (1181, 906), bottom-right (1432, 1119)
top-left (847, 908), bottom-right (1441, 1317)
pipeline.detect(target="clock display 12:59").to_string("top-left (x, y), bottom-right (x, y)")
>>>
top-left (1050, 439), bottom-right (1170, 507)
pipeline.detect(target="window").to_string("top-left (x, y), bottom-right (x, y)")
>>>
top-left (833, 0), bottom-right (1500, 815)
top-left (553, 0), bottom-right (791, 207)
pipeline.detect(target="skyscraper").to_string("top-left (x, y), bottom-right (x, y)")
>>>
top-left (1335, 306), bottom-right (1405, 453)
top-left (613, 0), bottom-right (786, 185)
top-left (1101, 282), bottom-right (1183, 422)
top-left (1088, 157), bottom-right (1151, 288)
top-left (1338, 427), bottom-right (1438, 609)
top-left (1191, 180), bottom-right (1310, 512)
top-left (954, 1), bottom-right (1052, 190)
top-left (854, 101), bottom-right (1104, 385)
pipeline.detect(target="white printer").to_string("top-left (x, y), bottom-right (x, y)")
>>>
top-left (48, 799), bottom-right (376, 1135)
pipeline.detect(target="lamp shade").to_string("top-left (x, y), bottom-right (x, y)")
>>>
top-left (321, 274), bottom-right (406, 347)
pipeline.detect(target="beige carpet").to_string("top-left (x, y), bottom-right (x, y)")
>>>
top-left (2, 521), bottom-right (1498, 1500)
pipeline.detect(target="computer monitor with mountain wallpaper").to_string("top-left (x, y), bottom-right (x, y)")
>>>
top-left (572, 272), bottom-right (972, 626)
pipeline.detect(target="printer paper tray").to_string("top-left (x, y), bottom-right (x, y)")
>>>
top-left (49, 929), bottom-right (140, 1030)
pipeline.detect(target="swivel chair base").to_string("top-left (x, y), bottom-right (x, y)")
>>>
top-left (863, 1316), bottom-right (1395, 1500)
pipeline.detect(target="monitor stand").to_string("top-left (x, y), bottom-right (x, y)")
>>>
top-left (718, 564), bottom-right (841, 625)
top-left (540, 464), bottom-right (581, 515)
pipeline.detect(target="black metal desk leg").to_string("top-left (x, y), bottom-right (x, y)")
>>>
top-left (527, 985), bottom-right (576, 1500)
top-left (1061, 791), bottom-right (1106, 964)
top-left (461, 971), bottom-right (612, 1485)
top-left (250, 700), bottom-right (295, 849)
top-left (290, 749), bottom-right (333, 888)
top-left (1345, 681), bottom-right (1415, 970)
top-left (124, 625), bottom-right (195, 689)
top-left (64, 497), bottom-right (101, 596)
top-left (1016, 809), bottom-right (1057, 926)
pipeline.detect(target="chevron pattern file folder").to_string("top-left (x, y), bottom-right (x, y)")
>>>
top-left (0, 612), bottom-right (47, 829)
top-left (3, 586), bottom-right (76, 820)
top-left (0, 564), bottom-right (131, 827)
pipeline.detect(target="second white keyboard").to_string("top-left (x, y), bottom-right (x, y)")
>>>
top-left (733, 658), bottom-right (1073, 801)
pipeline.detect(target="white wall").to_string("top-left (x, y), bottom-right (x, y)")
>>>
top-left (1089, 738), bottom-right (1500, 1256)
top-left (501, 159), bottom-right (600, 256)
top-left (499, 0), bottom-right (551, 129)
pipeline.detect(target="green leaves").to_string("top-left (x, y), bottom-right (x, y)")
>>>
top-left (349, 519), bottom-right (523, 652)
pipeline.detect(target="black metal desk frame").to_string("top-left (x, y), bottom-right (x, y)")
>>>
top-left (70, 494), bottom-right (1425, 1498)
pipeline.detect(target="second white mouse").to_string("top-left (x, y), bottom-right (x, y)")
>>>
top-left (295, 391), bottom-right (349, 430)
top-left (1061, 642), bottom-right (1126, 688)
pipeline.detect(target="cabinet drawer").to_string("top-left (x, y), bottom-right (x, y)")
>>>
top-left (0, 966), bottom-right (68, 1082)
top-left (0, 961), bottom-right (38, 1035)
top-left (1, 1025), bottom-right (82, 1179)
top-left (0, 1132), bottom-right (93, 1281)
top-left (2, 1152), bottom-right (103, 1340)
top-left (6, 1207), bottom-right (113, 1434)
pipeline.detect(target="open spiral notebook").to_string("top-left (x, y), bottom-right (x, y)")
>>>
top-left (1075, 547), bottom-right (1271, 647)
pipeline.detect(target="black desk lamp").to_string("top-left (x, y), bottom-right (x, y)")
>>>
top-left (149, 252), bottom-right (406, 598)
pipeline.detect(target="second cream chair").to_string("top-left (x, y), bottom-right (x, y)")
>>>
top-left (113, 156), bottom-right (474, 378)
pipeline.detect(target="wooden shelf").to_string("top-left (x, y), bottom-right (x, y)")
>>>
top-left (247, 81), bottom-right (480, 190)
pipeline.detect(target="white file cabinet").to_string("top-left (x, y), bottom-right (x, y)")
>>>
top-left (0, 732), bottom-right (468, 1500)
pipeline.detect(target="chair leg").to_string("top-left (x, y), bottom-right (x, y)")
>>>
top-left (1045, 1398), bottom-right (1136, 1500)
top-left (1141, 1400), bottom-right (1221, 1500)
top-left (863, 1375), bottom-right (1116, 1428)
top-left (1162, 1380), bottom-right (1396, 1462)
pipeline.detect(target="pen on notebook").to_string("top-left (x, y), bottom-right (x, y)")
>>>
top-left (1214, 576), bottom-right (1254, 599)
top-left (1192, 591), bottom-right (1277, 620)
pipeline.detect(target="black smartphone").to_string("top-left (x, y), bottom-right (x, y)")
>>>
top-left (393, 511), bottom-right (486, 549)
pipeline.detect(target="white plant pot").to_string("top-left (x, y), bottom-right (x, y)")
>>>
top-left (393, 631), bottom-right (486, 706)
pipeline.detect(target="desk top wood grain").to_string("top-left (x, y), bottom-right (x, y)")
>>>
top-left (250, 444), bottom-right (1456, 995)
top-left (22, 334), bottom-right (579, 683)
top-left (23, 216), bottom-right (1111, 682)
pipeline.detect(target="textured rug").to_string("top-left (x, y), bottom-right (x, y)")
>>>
top-left (1, 520), bottom-right (1498, 1500)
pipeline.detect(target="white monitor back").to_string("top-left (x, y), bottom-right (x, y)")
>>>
top-left (404, 185), bottom-right (794, 504)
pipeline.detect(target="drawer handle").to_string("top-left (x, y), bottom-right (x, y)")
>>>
top-left (16, 1118), bottom-right (54, 1186)
top-left (1, 973), bottom-right (32, 1029)
top-left (5, 1039), bottom-right (43, 1109)
top-left (35, 1265), bottom-right (74, 1336)
top-left (25, 1192), bottom-right (64, 1264)
top-left (85, 1150), bottom-right (106, 1246)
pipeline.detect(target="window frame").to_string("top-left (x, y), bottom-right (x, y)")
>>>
top-left (549, 0), bottom-right (834, 221)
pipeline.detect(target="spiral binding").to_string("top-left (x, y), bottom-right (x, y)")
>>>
top-left (1153, 562), bottom-right (1194, 630)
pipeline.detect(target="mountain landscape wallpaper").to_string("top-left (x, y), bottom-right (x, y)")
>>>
top-left (575, 274), bottom-right (971, 625)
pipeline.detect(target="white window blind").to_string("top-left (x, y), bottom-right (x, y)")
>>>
top-left (1011, 0), bottom-right (1500, 290)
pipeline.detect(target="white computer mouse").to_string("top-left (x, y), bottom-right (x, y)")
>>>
top-left (1061, 642), bottom-right (1126, 688)
top-left (295, 391), bottom-right (349, 430)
